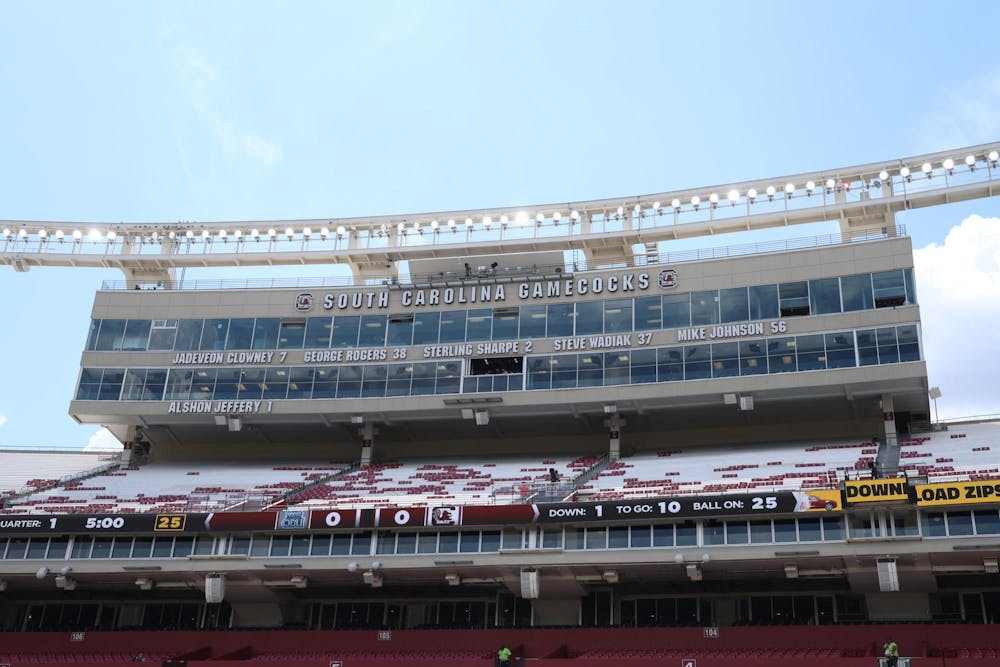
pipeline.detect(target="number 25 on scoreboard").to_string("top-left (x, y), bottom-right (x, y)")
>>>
top-left (154, 514), bottom-right (187, 532)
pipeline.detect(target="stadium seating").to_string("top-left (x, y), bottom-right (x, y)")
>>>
top-left (578, 437), bottom-right (876, 499)
top-left (897, 422), bottom-right (1000, 482)
top-left (6, 460), bottom-right (350, 514)
top-left (0, 450), bottom-right (118, 499)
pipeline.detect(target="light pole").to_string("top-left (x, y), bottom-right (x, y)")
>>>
top-left (929, 387), bottom-right (942, 426)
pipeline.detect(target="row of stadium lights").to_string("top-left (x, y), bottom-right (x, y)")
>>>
top-left (3, 151), bottom-right (997, 247)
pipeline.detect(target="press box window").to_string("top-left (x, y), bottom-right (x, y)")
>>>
top-left (470, 357), bottom-right (523, 375)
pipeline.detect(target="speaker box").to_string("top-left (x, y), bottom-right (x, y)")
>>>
top-left (205, 574), bottom-right (225, 603)
top-left (520, 568), bottom-right (539, 599)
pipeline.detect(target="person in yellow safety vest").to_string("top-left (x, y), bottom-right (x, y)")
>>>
top-left (497, 645), bottom-right (512, 667)
top-left (883, 637), bottom-right (899, 667)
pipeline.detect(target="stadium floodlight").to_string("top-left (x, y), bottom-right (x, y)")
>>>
top-left (784, 183), bottom-right (795, 196)
top-left (965, 154), bottom-right (976, 169)
top-left (766, 185), bottom-right (776, 200)
top-left (515, 212), bottom-right (527, 226)
top-left (616, 206), bottom-right (624, 218)
top-left (38, 229), bottom-right (47, 240)
top-left (943, 158), bottom-right (954, 173)
top-left (727, 190), bottom-right (739, 204)
top-left (553, 211), bottom-right (562, 223)
top-left (652, 201), bottom-right (661, 211)
top-left (671, 198), bottom-right (681, 210)
top-left (825, 178), bottom-right (835, 191)
top-left (922, 162), bottom-right (932, 178)
top-left (201, 230), bottom-right (210, 241)
top-left (690, 196), bottom-right (700, 210)
top-left (72, 229), bottom-right (83, 240)
top-left (36, 567), bottom-right (49, 580)
top-left (465, 217), bottom-right (474, 228)
top-left (570, 209), bottom-right (580, 221)
top-left (218, 230), bottom-right (227, 242)
top-left (673, 553), bottom-right (685, 564)
top-left (708, 193), bottom-right (719, 208)
top-left (482, 216), bottom-right (492, 227)
top-left (747, 188), bottom-right (757, 202)
top-left (88, 229), bottom-right (101, 242)
top-left (535, 212), bottom-right (545, 224)
top-left (55, 230), bottom-right (64, 241)
top-left (285, 227), bottom-right (294, 240)
top-left (806, 181), bottom-right (815, 194)
top-left (448, 219), bottom-right (457, 229)
top-left (319, 227), bottom-right (328, 239)
top-left (431, 220), bottom-right (440, 230)
top-left (346, 562), bottom-right (359, 573)
top-left (499, 215), bottom-right (508, 226)
top-left (990, 150), bottom-right (1000, 165)
top-left (233, 229), bottom-right (243, 241)
top-left (900, 166), bottom-right (911, 181)
top-left (301, 227), bottom-right (311, 238)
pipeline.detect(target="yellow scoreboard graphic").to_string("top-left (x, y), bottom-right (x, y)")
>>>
top-left (915, 480), bottom-right (1000, 507)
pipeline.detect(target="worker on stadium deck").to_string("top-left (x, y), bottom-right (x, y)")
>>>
top-left (497, 644), bottom-right (512, 667)
top-left (549, 468), bottom-right (560, 483)
top-left (883, 637), bottom-right (899, 667)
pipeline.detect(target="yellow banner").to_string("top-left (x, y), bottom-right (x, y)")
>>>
top-left (844, 478), bottom-right (909, 503)
top-left (916, 480), bottom-right (1000, 507)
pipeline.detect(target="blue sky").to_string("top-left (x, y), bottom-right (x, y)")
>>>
top-left (1, 2), bottom-right (999, 448)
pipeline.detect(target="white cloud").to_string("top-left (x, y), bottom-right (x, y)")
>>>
top-left (915, 69), bottom-right (1000, 151)
top-left (244, 133), bottom-right (283, 164)
top-left (914, 214), bottom-right (1000, 420)
top-left (84, 428), bottom-right (123, 452)
top-left (0, 414), bottom-right (7, 427)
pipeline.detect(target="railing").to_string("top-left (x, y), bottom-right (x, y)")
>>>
top-left (97, 225), bottom-right (905, 291)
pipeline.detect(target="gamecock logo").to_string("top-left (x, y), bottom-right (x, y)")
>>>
top-left (295, 293), bottom-right (314, 311)
top-left (658, 269), bottom-right (678, 288)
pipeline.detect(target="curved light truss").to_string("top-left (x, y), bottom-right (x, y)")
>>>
top-left (1, 143), bottom-right (997, 275)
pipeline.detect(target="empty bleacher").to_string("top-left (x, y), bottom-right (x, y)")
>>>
top-left (0, 450), bottom-right (117, 499)
top-left (897, 421), bottom-right (1000, 482)
top-left (579, 437), bottom-right (878, 500)
top-left (6, 460), bottom-right (350, 514)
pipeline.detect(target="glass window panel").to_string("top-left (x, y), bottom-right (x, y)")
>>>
top-left (767, 337), bottom-right (797, 374)
top-left (435, 361), bottom-right (461, 394)
top-left (857, 329), bottom-right (878, 366)
top-left (480, 530), bottom-right (500, 552)
top-left (310, 534), bottom-right (331, 556)
top-left (795, 334), bottom-right (826, 371)
top-left (438, 532), bottom-right (458, 553)
top-left (903, 267), bottom-right (917, 305)
top-left (250, 535), bottom-right (270, 556)
top-left (492, 309), bottom-right (519, 340)
top-left (132, 537), bottom-right (153, 558)
top-left (749, 284), bottom-right (779, 320)
top-left (98, 369), bottom-right (125, 400)
top-left (330, 534), bottom-right (351, 555)
top-left (974, 510), bottom-right (1000, 534)
top-left (237, 368), bottom-right (265, 400)
top-left (773, 519), bottom-right (797, 542)
top-left (269, 535), bottom-right (291, 557)
top-left (153, 537), bottom-right (174, 558)
top-left (305, 317), bottom-right (333, 348)
top-left (841, 274), bottom-right (874, 312)
top-left (546, 303), bottom-right (575, 337)
top-left (438, 310), bottom-right (467, 343)
top-left (630, 348), bottom-right (657, 384)
top-left (410, 362), bottom-right (436, 395)
top-left (121, 369), bottom-right (148, 400)
top-left (609, 527), bottom-right (629, 548)
top-left (111, 538), bottom-right (133, 559)
top-left (779, 282), bottom-right (810, 317)
top-left (386, 364), bottom-right (413, 397)
top-left (286, 367), bottom-right (314, 399)
top-left (662, 293), bottom-right (691, 328)
top-left (947, 511), bottom-right (974, 536)
top-left (417, 533), bottom-right (438, 554)
top-left (897, 325), bottom-right (920, 362)
top-left (551, 355), bottom-right (577, 389)
top-left (603, 299), bottom-right (633, 333)
top-left (277, 320), bottom-right (306, 349)
top-left (726, 521), bottom-right (749, 544)
top-left (213, 369), bottom-right (240, 400)
top-left (336, 366), bottom-right (362, 398)
top-left (412, 312), bottom-right (440, 344)
top-left (876, 327), bottom-right (899, 364)
top-left (575, 301), bottom-right (603, 335)
top-left (122, 320), bottom-right (151, 351)
top-left (798, 518), bottom-right (821, 541)
top-left (585, 527), bottom-right (607, 549)
top-left (251, 318), bottom-right (280, 350)
top-left (361, 365), bottom-right (388, 398)
top-left (95, 319), bottom-right (126, 351)
top-left (148, 323), bottom-right (178, 352)
top-left (739, 339), bottom-right (768, 376)
top-left (86, 320), bottom-right (101, 351)
top-left (711, 342), bottom-right (740, 378)
top-left (825, 332), bottom-right (856, 369)
top-left (704, 520), bottom-right (725, 545)
top-left (821, 517), bottom-right (844, 541)
top-left (312, 367), bottom-right (338, 398)
top-left (290, 535), bottom-right (310, 556)
top-left (170, 537), bottom-right (193, 557)
top-left (200, 319), bottom-right (229, 350)
top-left (630, 525), bottom-right (652, 548)
top-left (750, 520), bottom-right (773, 543)
top-left (634, 296), bottom-right (662, 330)
top-left (892, 511), bottom-right (918, 537)
top-left (676, 522), bottom-right (697, 545)
top-left (604, 351), bottom-right (630, 386)
top-left (397, 532), bottom-right (418, 554)
top-left (873, 269), bottom-right (906, 308)
top-left (459, 532), bottom-right (480, 553)
top-left (77, 368), bottom-right (102, 400)
top-left (657, 347), bottom-right (684, 382)
top-left (358, 315), bottom-right (387, 347)
top-left (652, 524), bottom-right (674, 547)
top-left (518, 305), bottom-right (547, 338)
top-left (465, 309), bottom-right (491, 341)
top-left (719, 287), bottom-right (749, 323)
top-left (141, 369), bottom-right (167, 400)
top-left (91, 537), bottom-right (112, 558)
top-left (331, 316), bottom-right (360, 348)
top-left (577, 353), bottom-right (603, 387)
top-left (262, 367), bottom-right (289, 399)
top-left (690, 290), bottom-right (719, 325)
top-left (387, 315), bottom-right (413, 346)
top-left (190, 369), bottom-right (217, 399)
top-left (684, 344), bottom-right (711, 380)
top-left (225, 318), bottom-right (255, 350)
top-left (6, 538), bottom-right (27, 559)
top-left (175, 319), bottom-right (204, 350)
top-left (809, 278), bottom-right (841, 314)
top-left (350, 531), bottom-right (372, 555)
top-left (164, 369), bottom-right (193, 400)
